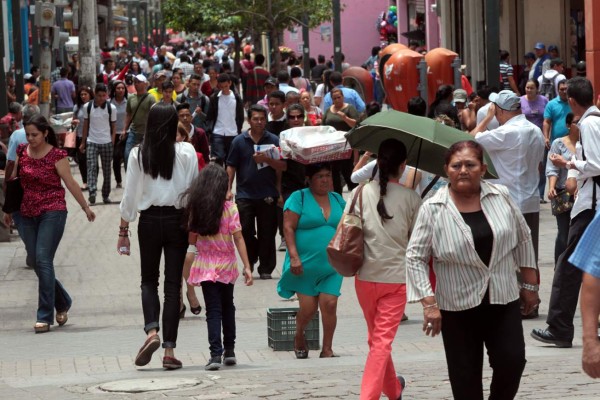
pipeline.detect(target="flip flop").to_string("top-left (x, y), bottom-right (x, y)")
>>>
top-left (319, 351), bottom-right (340, 358)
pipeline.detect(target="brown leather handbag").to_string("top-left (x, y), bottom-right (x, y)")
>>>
top-left (326, 184), bottom-right (366, 277)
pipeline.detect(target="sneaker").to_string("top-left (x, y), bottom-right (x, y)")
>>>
top-left (134, 334), bottom-right (161, 366)
top-left (259, 273), bottom-right (272, 280)
top-left (103, 197), bottom-right (112, 204)
top-left (205, 355), bottom-right (222, 371)
top-left (223, 350), bottom-right (237, 366)
top-left (116, 183), bottom-right (122, 189)
top-left (88, 195), bottom-right (96, 205)
top-left (278, 238), bottom-right (287, 252)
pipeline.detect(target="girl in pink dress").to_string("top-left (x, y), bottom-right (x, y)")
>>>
top-left (184, 164), bottom-right (253, 371)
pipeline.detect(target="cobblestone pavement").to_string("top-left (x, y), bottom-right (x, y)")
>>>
top-left (1, 167), bottom-right (600, 399)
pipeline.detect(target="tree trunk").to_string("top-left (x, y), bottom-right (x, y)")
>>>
top-left (271, 28), bottom-right (281, 73)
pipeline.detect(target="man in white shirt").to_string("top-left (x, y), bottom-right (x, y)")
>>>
top-left (471, 90), bottom-right (544, 317)
top-left (205, 73), bottom-right (244, 165)
top-left (79, 83), bottom-right (117, 205)
top-left (532, 77), bottom-right (600, 348)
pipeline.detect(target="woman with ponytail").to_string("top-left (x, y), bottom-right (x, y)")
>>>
top-left (349, 139), bottom-right (422, 399)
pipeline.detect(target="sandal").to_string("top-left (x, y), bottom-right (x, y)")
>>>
top-left (319, 351), bottom-right (340, 358)
top-left (34, 322), bottom-right (50, 334)
top-left (56, 310), bottom-right (69, 326)
top-left (294, 336), bottom-right (308, 359)
top-left (186, 292), bottom-right (202, 315)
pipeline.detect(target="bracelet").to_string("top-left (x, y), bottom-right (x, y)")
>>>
top-left (118, 233), bottom-right (129, 237)
top-left (423, 303), bottom-right (438, 309)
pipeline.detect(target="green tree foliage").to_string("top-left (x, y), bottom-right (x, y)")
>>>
top-left (161, 0), bottom-right (334, 69)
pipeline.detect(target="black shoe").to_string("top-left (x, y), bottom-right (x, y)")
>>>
top-left (116, 183), bottom-right (122, 188)
top-left (530, 328), bottom-right (572, 348)
top-left (88, 195), bottom-right (96, 205)
top-left (103, 197), bottom-right (112, 204)
top-left (223, 350), bottom-right (237, 366)
top-left (397, 374), bottom-right (407, 400)
top-left (205, 356), bottom-right (222, 371)
top-left (259, 273), bottom-right (272, 280)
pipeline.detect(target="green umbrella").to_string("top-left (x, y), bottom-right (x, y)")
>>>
top-left (345, 109), bottom-right (498, 179)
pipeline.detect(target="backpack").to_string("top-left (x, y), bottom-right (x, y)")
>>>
top-left (86, 101), bottom-right (114, 136)
top-left (540, 76), bottom-right (556, 100)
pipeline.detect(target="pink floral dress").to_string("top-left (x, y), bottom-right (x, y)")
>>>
top-left (188, 201), bottom-right (242, 285)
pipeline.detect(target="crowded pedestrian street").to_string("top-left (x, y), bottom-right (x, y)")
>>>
top-left (0, 174), bottom-right (599, 399)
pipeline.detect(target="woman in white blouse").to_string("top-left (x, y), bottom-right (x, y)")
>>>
top-left (406, 140), bottom-right (539, 399)
top-left (349, 139), bottom-right (421, 400)
top-left (118, 103), bottom-right (199, 370)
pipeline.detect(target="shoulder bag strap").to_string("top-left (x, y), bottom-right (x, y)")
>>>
top-left (579, 111), bottom-right (600, 210)
top-left (125, 93), bottom-right (149, 132)
top-left (421, 175), bottom-right (441, 199)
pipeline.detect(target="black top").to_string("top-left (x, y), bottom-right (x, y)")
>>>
top-left (266, 120), bottom-right (288, 137)
top-left (460, 210), bottom-right (493, 267)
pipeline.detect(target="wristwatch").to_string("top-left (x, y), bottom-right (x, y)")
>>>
top-left (521, 283), bottom-right (539, 292)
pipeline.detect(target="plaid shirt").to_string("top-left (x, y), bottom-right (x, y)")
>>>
top-left (51, 68), bottom-right (61, 84)
top-left (179, 62), bottom-right (195, 79)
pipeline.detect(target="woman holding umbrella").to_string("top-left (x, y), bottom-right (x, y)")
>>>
top-left (351, 138), bottom-right (421, 399)
top-left (406, 140), bottom-right (539, 399)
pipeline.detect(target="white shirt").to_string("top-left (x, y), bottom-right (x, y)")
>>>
top-left (350, 160), bottom-right (447, 197)
top-left (568, 106), bottom-right (600, 218)
top-left (477, 102), bottom-right (500, 130)
top-left (213, 91), bottom-right (238, 136)
top-left (406, 182), bottom-right (537, 311)
top-left (120, 142), bottom-right (199, 222)
top-left (475, 114), bottom-right (545, 214)
top-left (84, 101), bottom-right (117, 144)
top-left (278, 83), bottom-right (300, 95)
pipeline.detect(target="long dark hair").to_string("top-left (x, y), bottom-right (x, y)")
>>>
top-left (24, 114), bottom-right (59, 147)
top-left (184, 164), bottom-right (229, 236)
top-left (139, 103), bottom-right (178, 179)
top-left (376, 139), bottom-right (407, 221)
top-left (75, 86), bottom-right (94, 114)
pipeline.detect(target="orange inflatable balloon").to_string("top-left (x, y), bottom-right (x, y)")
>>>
top-left (342, 66), bottom-right (374, 104)
top-left (425, 48), bottom-right (459, 106)
top-left (382, 49), bottom-right (423, 112)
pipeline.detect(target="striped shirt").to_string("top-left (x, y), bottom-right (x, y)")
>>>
top-left (406, 182), bottom-right (537, 311)
top-left (499, 61), bottom-right (513, 91)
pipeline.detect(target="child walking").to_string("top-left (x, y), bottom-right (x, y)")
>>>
top-left (184, 164), bottom-right (253, 371)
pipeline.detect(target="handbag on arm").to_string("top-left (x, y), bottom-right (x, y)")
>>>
top-left (326, 183), bottom-right (366, 277)
top-left (2, 147), bottom-right (24, 214)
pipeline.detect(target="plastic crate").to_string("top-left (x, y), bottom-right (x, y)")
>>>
top-left (267, 307), bottom-right (320, 351)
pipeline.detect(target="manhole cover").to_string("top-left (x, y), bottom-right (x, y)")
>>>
top-left (95, 377), bottom-right (211, 393)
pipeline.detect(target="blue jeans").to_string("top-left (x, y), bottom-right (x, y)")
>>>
top-left (210, 135), bottom-right (236, 165)
top-left (201, 281), bottom-right (236, 357)
top-left (19, 210), bottom-right (71, 324)
top-left (124, 129), bottom-right (142, 170)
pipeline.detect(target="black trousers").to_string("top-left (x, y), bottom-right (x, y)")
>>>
top-left (75, 136), bottom-right (87, 184)
top-left (201, 281), bottom-right (236, 357)
top-left (546, 208), bottom-right (594, 340)
top-left (138, 206), bottom-right (187, 348)
top-left (331, 159), bottom-right (357, 195)
top-left (236, 198), bottom-right (277, 274)
top-left (113, 138), bottom-right (125, 184)
top-left (441, 297), bottom-right (526, 400)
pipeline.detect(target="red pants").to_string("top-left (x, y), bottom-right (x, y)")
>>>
top-left (355, 278), bottom-right (406, 400)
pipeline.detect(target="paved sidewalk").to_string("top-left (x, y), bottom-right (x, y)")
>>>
top-left (1, 168), bottom-right (600, 399)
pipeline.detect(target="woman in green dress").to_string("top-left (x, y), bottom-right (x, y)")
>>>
top-left (278, 162), bottom-right (346, 359)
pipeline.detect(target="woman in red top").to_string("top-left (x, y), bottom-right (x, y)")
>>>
top-left (201, 67), bottom-right (219, 97)
top-left (4, 115), bottom-right (95, 333)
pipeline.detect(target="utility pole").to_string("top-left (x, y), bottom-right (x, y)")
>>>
top-left (78, 0), bottom-right (97, 90)
top-left (484, 0), bottom-right (500, 88)
top-left (302, 13), bottom-right (310, 78)
top-left (34, 0), bottom-right (56, 118)
top-left (0, 1), bottom-right (7, 117)
top-left (332, 0), bottom-right (342, 73)
top-left (12, 0), bottom-right (25, 102)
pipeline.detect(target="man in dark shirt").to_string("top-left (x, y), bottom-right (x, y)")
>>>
top-left (266, 90), bottom-right (288, 137)
top-left (311, 54), bottom-right (328, 84)
top-left (226, 105), bottom-right (287, 279)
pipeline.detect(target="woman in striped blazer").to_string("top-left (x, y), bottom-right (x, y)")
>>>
top-left (406, 140), bottom-right (539, 400)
